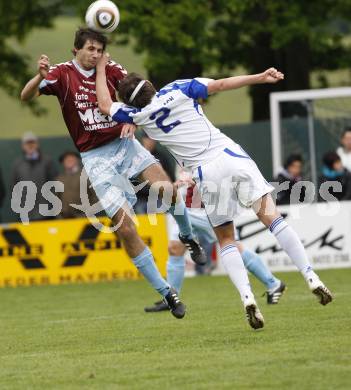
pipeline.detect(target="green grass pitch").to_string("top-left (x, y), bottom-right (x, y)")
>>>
top-left (0, 269), bottom-right (350, 389)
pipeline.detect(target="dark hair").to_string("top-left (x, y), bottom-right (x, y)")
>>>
top-left (118, 73), bottom-right (156, 109)
top-left (73, 27), bottom-right (108, 52)
top-left (59, 150), bottom-right (80, 163)
top-left (341, 127), bottom-right (351, 137)
top-left (283, 154), bottom-right (303, 169)
top-left (323, 151), bottom-right (341, 169)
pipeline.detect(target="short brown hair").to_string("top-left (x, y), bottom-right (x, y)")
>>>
top-left (118, 73), bottom-right (156, 109)
top-left (73, 27), bottom-right (108, 51)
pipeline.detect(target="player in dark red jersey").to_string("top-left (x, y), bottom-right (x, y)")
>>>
top-left (20, 28), bottom-right (206, 319)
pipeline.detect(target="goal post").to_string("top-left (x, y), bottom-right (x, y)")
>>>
top-left (270, 87), bottom-right (351, 188)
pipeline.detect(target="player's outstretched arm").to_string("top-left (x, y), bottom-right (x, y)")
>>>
top-left (207, 67), bottom-right (284, 95)
top-left (21, 55), bottom-right (50, 101)
top-left (96, 53), bottom-right (137, 139)
top-left (96, 53), bottom-right (113, 115)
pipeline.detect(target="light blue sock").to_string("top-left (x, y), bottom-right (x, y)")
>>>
top-left (241, 249), bottom-right (280, 290)
top-left (169, 200), bottom-right (193, 239)
top-left (132, 247), bottom-right (170, 297)
top-left (167, 255), bottom-right (185, 294)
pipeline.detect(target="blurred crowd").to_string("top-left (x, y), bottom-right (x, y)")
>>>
top-left (1, 128), bottom-right (351, 223)
top-left (274, 127), bottom-right (351, 205)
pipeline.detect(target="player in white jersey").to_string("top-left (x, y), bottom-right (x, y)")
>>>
top-left (96, 54), bottom-right (333, 329)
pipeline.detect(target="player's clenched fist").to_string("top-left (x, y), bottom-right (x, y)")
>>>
top-left (38, 54), bottom-right (50, 78)
top-left (260, 67), bottom-right (284, 84)
top-left (97, 52), bottom-right (111, 70)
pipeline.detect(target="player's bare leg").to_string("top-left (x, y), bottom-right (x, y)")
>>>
top-left (112, 205), bottom-right (185, 318)
top-left (213, 221), bottom-right (264, 329)
top-left (138, 163), bottom-right (206, 265)
top-left (253, 194), bottom-right (332, 305)
top-left (112, 207), bottom-right (146, 258)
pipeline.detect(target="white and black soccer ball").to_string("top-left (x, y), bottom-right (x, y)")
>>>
top-left (85, 0), bottom-right (120, 33)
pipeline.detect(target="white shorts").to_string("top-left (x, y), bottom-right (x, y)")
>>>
top-left (192, 142), bottom-right (273, 227)
top-left (81, 138), bottom-right (157, 218)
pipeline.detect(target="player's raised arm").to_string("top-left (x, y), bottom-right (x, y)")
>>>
top-left (21, 55), bottom-right (50, 101)
top-left (96, 53), bottom-right (113, 115)
top-left (207, 67), bottom-right (284, 95)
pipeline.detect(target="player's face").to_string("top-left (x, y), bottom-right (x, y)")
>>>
top-left (287, 160), bottom-right (302, 178)
top-left (22, 140), bottom-right (39, 155)
top-left (63, 155), bottom-right (80, 172)
top-left (75, 40), bottom-right (104, 70)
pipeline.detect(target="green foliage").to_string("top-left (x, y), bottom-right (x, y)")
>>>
top-left (215, 0), bottom-right (351, 70)
top-left (115, 0), bottom-right (216, 87)
top-left (0, 1), bottom-right (62, 114)
top-left (114, 0), bottom-right (351, 119)
top-left (1, 0), bottom-right (351, 119)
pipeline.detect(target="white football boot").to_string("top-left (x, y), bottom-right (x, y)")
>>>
top-left (243, 296), bottom-right (265, 330)
top-left (307, 276), bottom-right (333, 306)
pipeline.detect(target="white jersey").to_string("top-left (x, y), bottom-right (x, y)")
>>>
top-left (336, 146), bottom-right (351, 172)
top-left (110, 78), bottom-right (232, 169)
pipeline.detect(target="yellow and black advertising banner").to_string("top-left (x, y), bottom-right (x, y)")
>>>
top-left (0, 215), bottom-right (168, 287)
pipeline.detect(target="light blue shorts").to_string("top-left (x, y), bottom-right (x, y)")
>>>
top-left (168, 209), bottom-right (216, 243)
top-left (81, 138), bottom-right (157, 218)
top-left (168, 208), bottom-right (240, 243)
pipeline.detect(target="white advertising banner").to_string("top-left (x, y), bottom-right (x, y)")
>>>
top-left (180, 201), bottom-right (351, 275)
top-left (234, 201), bottom-right (351, 272)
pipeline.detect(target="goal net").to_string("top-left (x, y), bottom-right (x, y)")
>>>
top-left (270, 87), bottom-right (351, 187)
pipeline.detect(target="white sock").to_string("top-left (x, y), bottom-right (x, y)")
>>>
top-left (270, 217), bottom-right (318, 282)
top-left (220, 244), bottom-right (254, 302)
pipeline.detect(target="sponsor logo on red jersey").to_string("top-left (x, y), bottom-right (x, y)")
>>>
top-left (40, 60), bottom-right (127, 152)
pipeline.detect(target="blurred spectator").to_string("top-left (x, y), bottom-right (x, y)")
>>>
top-left (134, 133), bottom-right (176, 214)
top-left (336, 127), bottom-right (351, 172)
top-left (318, 151), bottom-right (351, 201)
top-left (12, 132), bottom-right (58, 221)
top-left (274, 154), bottom-right (305, 205)
top-left (56, 151), bottom-right (85, 218)
top-left (0, 167), bottom-right (5, 222)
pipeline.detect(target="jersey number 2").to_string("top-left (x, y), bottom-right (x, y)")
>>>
top-left (149, 108), bottom-right (181, 133)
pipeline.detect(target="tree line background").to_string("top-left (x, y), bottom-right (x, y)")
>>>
top-left (1, 0), bottom-right (351, 121)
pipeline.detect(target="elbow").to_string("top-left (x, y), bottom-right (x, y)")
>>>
top-left (98, 102), bottom-right (110, 116)
top-left (216, 80), bottom-right (226, 92)
top-left (20, 90), bottom-right (28, 101)
top-left (20, 88), bottom-right (34, 102)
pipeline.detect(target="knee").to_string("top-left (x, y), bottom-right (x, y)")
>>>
top-left (168, 240), bottom-right (186, 256)
top-left (254, 194), bottom-right (280, 227)
top-left (214, 222), bottom-right (237, 246)
top-left (215, 229), bottom-right (234, 242)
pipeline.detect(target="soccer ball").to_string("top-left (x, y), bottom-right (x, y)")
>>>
top-left (85, 0), bottom-right (120, 33)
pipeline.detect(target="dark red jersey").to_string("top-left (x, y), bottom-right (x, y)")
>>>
top-left (39, 59), bottom-right (127, 152)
